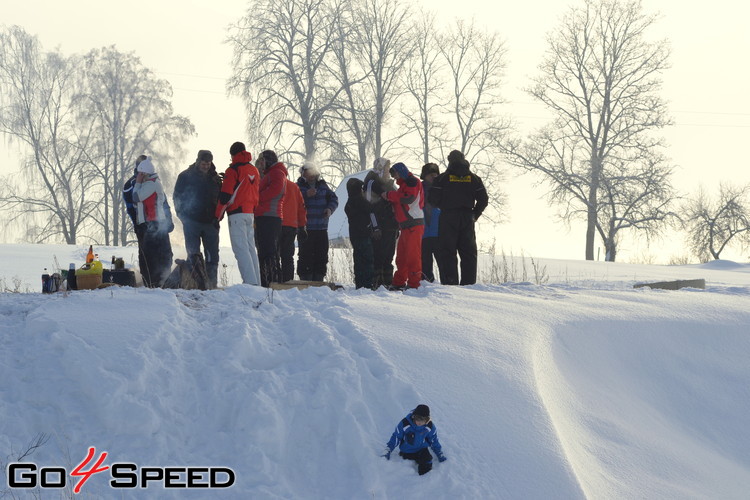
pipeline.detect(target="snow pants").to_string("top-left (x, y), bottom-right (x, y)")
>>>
top-left (399, 448), bottom-right (433, 475)
top-left (350, 233), bottom-right (374, 289)
top-left (182, 219), bottom-right (220, 289)
top-left (297, 229), bottom-right (329, 281)
top-left (421, 236), bottom-right (438, 283)
top-left (255, 216), bottom-right (282, 287)
top-left (276, 225), bottom-right (298, 282)
top-left (373, 229), bottom-right (398, 288)
top-left (437, 209), bottom-right (477, 285)
top-left (139, 221), bottom-right (173, 288)
top-left (393, 225), bottom-right (424, 289)
top-left (228, 213), bottom-right (260, 286)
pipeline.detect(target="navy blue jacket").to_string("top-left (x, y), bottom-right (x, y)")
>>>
top-left (297, 177), bottom-right (338, 231)
top-left (386, 412), bottom-right (443, 455)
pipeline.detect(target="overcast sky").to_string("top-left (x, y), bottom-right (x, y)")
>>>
top-left (2, 0), bottom-right (749, 262)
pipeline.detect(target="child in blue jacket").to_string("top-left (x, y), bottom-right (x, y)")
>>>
top-left (382, 404), bottom-right (446, 475)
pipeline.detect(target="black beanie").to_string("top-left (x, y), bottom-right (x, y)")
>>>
top-left (197, 150), bottom-right (213, 162)
top-left (230, 142), bottom-right (246, 156)
top-left (420, 163), bottom-right (439, 180)
top-left (261, 150), bottom-right (278, 166)
top-left (447, 150), bottom-right (464, 163)
top-left (413, 404), bottom-right (430, 418)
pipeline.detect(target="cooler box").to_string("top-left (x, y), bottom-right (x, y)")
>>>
top-left (102, 269), bottom-right (136, 287)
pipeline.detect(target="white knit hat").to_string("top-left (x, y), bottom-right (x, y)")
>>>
top-left (136, 156), bottom-right (155, 174)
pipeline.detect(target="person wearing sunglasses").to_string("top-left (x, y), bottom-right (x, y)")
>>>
top-left (382, 404), bottom-right (447, 475)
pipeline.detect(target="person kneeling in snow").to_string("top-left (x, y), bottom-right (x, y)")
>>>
top-left (382, 404), bottom-right (446, 475)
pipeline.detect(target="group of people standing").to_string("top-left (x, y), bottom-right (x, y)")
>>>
top-left (122, 144), bottom-right (487, 290)
top-left (346, 150), bottom-right (488, 290)
top-left (123, 143), bottom-right (339, 289)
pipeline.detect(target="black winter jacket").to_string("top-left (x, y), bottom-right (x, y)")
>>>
top-left (173, 163), bottom-right (222, 224)
top-left (427, 158), bottom-right (488, 219)
top-left (345, 178), bottom-right (379, 240)
top-left (363, 170), bottom-right (399, 231)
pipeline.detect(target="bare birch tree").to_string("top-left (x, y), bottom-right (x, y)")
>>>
top-left (327, 0), bottom-right (375, 177)
top-left (683, 184), bottom-right (750, 261)
top-left (78, 46), bottom-right (194, 246)
top-left (228, 0), bottom-right (345, 167)
top-left (502, 0), bottom-right (672, 260)
top-left (596, 153), bottom-right (676, 261)
top-left (325, 0), bottom-right (414, 178)
top-left (439, 20), bottom-right (509, 215)
top-left (354, 0), bottom-right (413, 160)
top-left (0, 26), bottom-right (96, 244)
top-left (400, 11), bottom-right (447, 165)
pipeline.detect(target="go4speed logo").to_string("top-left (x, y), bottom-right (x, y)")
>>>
top-left (6, 447), bottom-right (236, 494)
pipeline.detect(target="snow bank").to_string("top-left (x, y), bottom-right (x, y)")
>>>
top-left (1, 245), bottom-right (750, 498)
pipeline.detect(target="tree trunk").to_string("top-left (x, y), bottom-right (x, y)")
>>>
top-left (585, 154), bottom-right (602, 260)
top-left (605, 238), bottom-right (617, 262)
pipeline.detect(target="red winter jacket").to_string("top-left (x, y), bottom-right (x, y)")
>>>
top-left (256, 162), bottom-right (287, 218)
top-left (386, 174), bottom-right (425, 229)
top-left (215, 151), bottom-right (260, 219)
top-left (282, 178), bottom-right (307, 228)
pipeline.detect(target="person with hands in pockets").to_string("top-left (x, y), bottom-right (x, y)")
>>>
top-left (382, 404), bottom-right (446, 475)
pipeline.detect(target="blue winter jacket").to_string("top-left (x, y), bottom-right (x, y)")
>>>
top-left (422, 180), bottom-right (441, 239)
top-left (297, 177), bottom-right (338, 231)
top-left (386, 412), bottom-right (443, 455)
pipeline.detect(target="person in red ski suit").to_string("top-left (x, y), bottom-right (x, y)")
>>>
top-left (383, 162), bottom-right (425, 289)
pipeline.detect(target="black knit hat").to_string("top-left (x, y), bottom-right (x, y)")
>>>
top-left (261, 150), bottom-right (278, 166)
top-left (197, 150), bottom-right (213, 162)
top-left (229, 142), bottom-right (246, 156)
top-left (413, 404), bottom-right (430, 418)
top-left (420, 163), bottom-right (439, 180)
top-left (447, 150), bottom-right (464, 163)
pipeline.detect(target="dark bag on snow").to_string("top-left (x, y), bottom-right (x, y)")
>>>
top-left (162, 253), bottom-right (208, 290)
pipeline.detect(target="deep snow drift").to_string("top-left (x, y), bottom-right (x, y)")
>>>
top-left (1, 243), bottom-right (749, 499)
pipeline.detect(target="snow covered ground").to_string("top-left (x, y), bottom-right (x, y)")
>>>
top-left (1, 243), bottom-right (749, 499)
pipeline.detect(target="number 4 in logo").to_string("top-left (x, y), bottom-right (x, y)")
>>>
top-left (70, 447), bottom-right (109, 494)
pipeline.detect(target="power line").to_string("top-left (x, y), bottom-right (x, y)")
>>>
top-left (162, 72), bottom-right (750, 124)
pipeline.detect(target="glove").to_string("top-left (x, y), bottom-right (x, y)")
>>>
top-left (371, 228), bottom-right (382, 241)
top-left (436, 451), bottom-right (447, 462)
top-left (297, 227), bottom-right (308, 242)
top-left (381, 448), bottom-right (392, 460)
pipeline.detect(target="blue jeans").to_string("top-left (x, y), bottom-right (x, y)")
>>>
top-left (182, 219), bottom-right (220, 288)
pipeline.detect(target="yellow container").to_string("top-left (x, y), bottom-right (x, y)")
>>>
top-left (75, 261), bottom-right (103, 289)
top-left (77, 260), bottom-right (103, 276)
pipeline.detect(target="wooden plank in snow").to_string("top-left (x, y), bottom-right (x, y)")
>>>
top-left (633, 279), bottom-right (706, 290)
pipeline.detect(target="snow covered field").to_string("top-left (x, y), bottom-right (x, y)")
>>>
top-left (1, 243), bottom-right (749, 499)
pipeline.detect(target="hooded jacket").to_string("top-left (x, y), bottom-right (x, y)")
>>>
top-left (256, 161), bottom-right (288, 218)
top-left (385, 173), bottom-right (425, 229)
top-left (282, 178), bottom-right (307, 228)
top-left (133, 174), bottom-right (167, 226)
top-left (428, 156), bottom-right (489, 219)
top-left (386, 411), bottom-right (443, 455)
top-left (215, 151), bottom-right (260, 219)
top-left (174, 162), bottom-right (222, 223)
